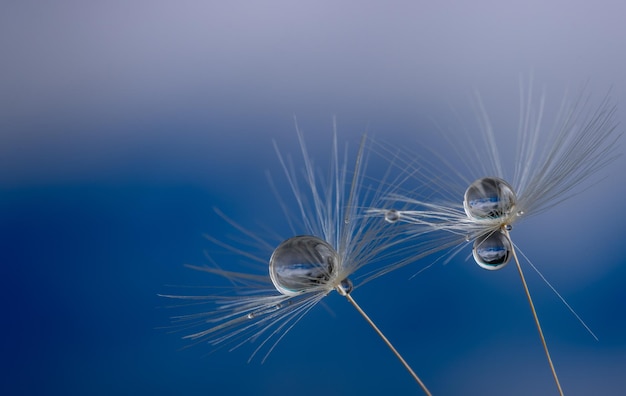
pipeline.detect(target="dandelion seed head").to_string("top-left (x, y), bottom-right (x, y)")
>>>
top-left (369, 82), bottom-right (620, 275)
top-left (161, 121), bottom-right (417, 363)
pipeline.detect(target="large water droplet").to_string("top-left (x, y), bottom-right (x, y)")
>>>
top-left (464, 177), bottom-right (517, 220)
top-left (472, 231), bottom-right (512, 270)
top-left (269, 235), bottom-right (339, 296)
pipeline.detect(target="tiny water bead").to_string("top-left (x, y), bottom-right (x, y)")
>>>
top-left (385, 209), bottom-right (400, 223)
top-left (464, 177), bottom-right (517, 220)
top-left (269, 235), bottom-right (339, 296)
top-left (337, 278), bottom-right (354, 295)
top-left (472, 230), bottom-right (512, 270)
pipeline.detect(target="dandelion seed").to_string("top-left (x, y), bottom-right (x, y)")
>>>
top-left (369, 79), bottom-right (621, 395)
top-left (162, 120), bottom-right (432, 394)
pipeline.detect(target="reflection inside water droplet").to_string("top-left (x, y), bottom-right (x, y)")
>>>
top-left (464, 177), bottom-right (517, 220)
top-left (472, 231), bottom-right (512, 270)
top-left (269, 235), bottom-right (339, 296)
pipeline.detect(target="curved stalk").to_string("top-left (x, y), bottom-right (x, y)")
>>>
top-left (504, 227), bottom-right (564, 396)
top-left (336, 286), bottom-right (433, 395)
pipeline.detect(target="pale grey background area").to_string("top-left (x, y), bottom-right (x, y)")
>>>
top-left (2, 0), bottom-right (625, 185)
top-left (1, 1), bottom-right (625, 395)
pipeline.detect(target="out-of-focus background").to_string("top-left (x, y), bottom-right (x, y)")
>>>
top-left (2, 1), bottom-right (625, 395)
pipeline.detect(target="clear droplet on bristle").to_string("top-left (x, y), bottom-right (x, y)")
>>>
top-left (384, 209), bottom-right (400, 223)
top-left (338, 278), bottom-right (353, 295)
top-left (472, 231), bottom-right (512, 270)
top-left (269, 235), bottom-right (339, 296)
top-left (463, 177), bottom-right (517, 220)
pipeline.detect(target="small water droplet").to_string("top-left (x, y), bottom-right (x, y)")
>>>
top-left (247, 312), bottom-right (255, 319)
top-left (517, 210), bottom-right (524, 217)
top-left (384, 209), bottom-right (400, 223)
top-left (505, 224), bottom-right (513, 231)
top-left (337, 278), bottom-right (353, 295)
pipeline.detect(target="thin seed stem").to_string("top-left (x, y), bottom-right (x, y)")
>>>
top-left (504, 228), bottom-right (564, 396)
top-left (337, 288), bottom-right (432, 396)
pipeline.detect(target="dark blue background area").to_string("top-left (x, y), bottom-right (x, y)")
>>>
top-left (2, 2), bottom-right (626, 395)
top-left (2, 130), bottom-right (625, 395)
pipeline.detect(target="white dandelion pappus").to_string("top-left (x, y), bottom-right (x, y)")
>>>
top-left (368, 81), bottom-right (621, 395)
top-left (161, 120), bottom-right (432, 394)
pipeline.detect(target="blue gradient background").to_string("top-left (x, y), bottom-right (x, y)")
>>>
top-left (2, 1), bottom-right (625, 395)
